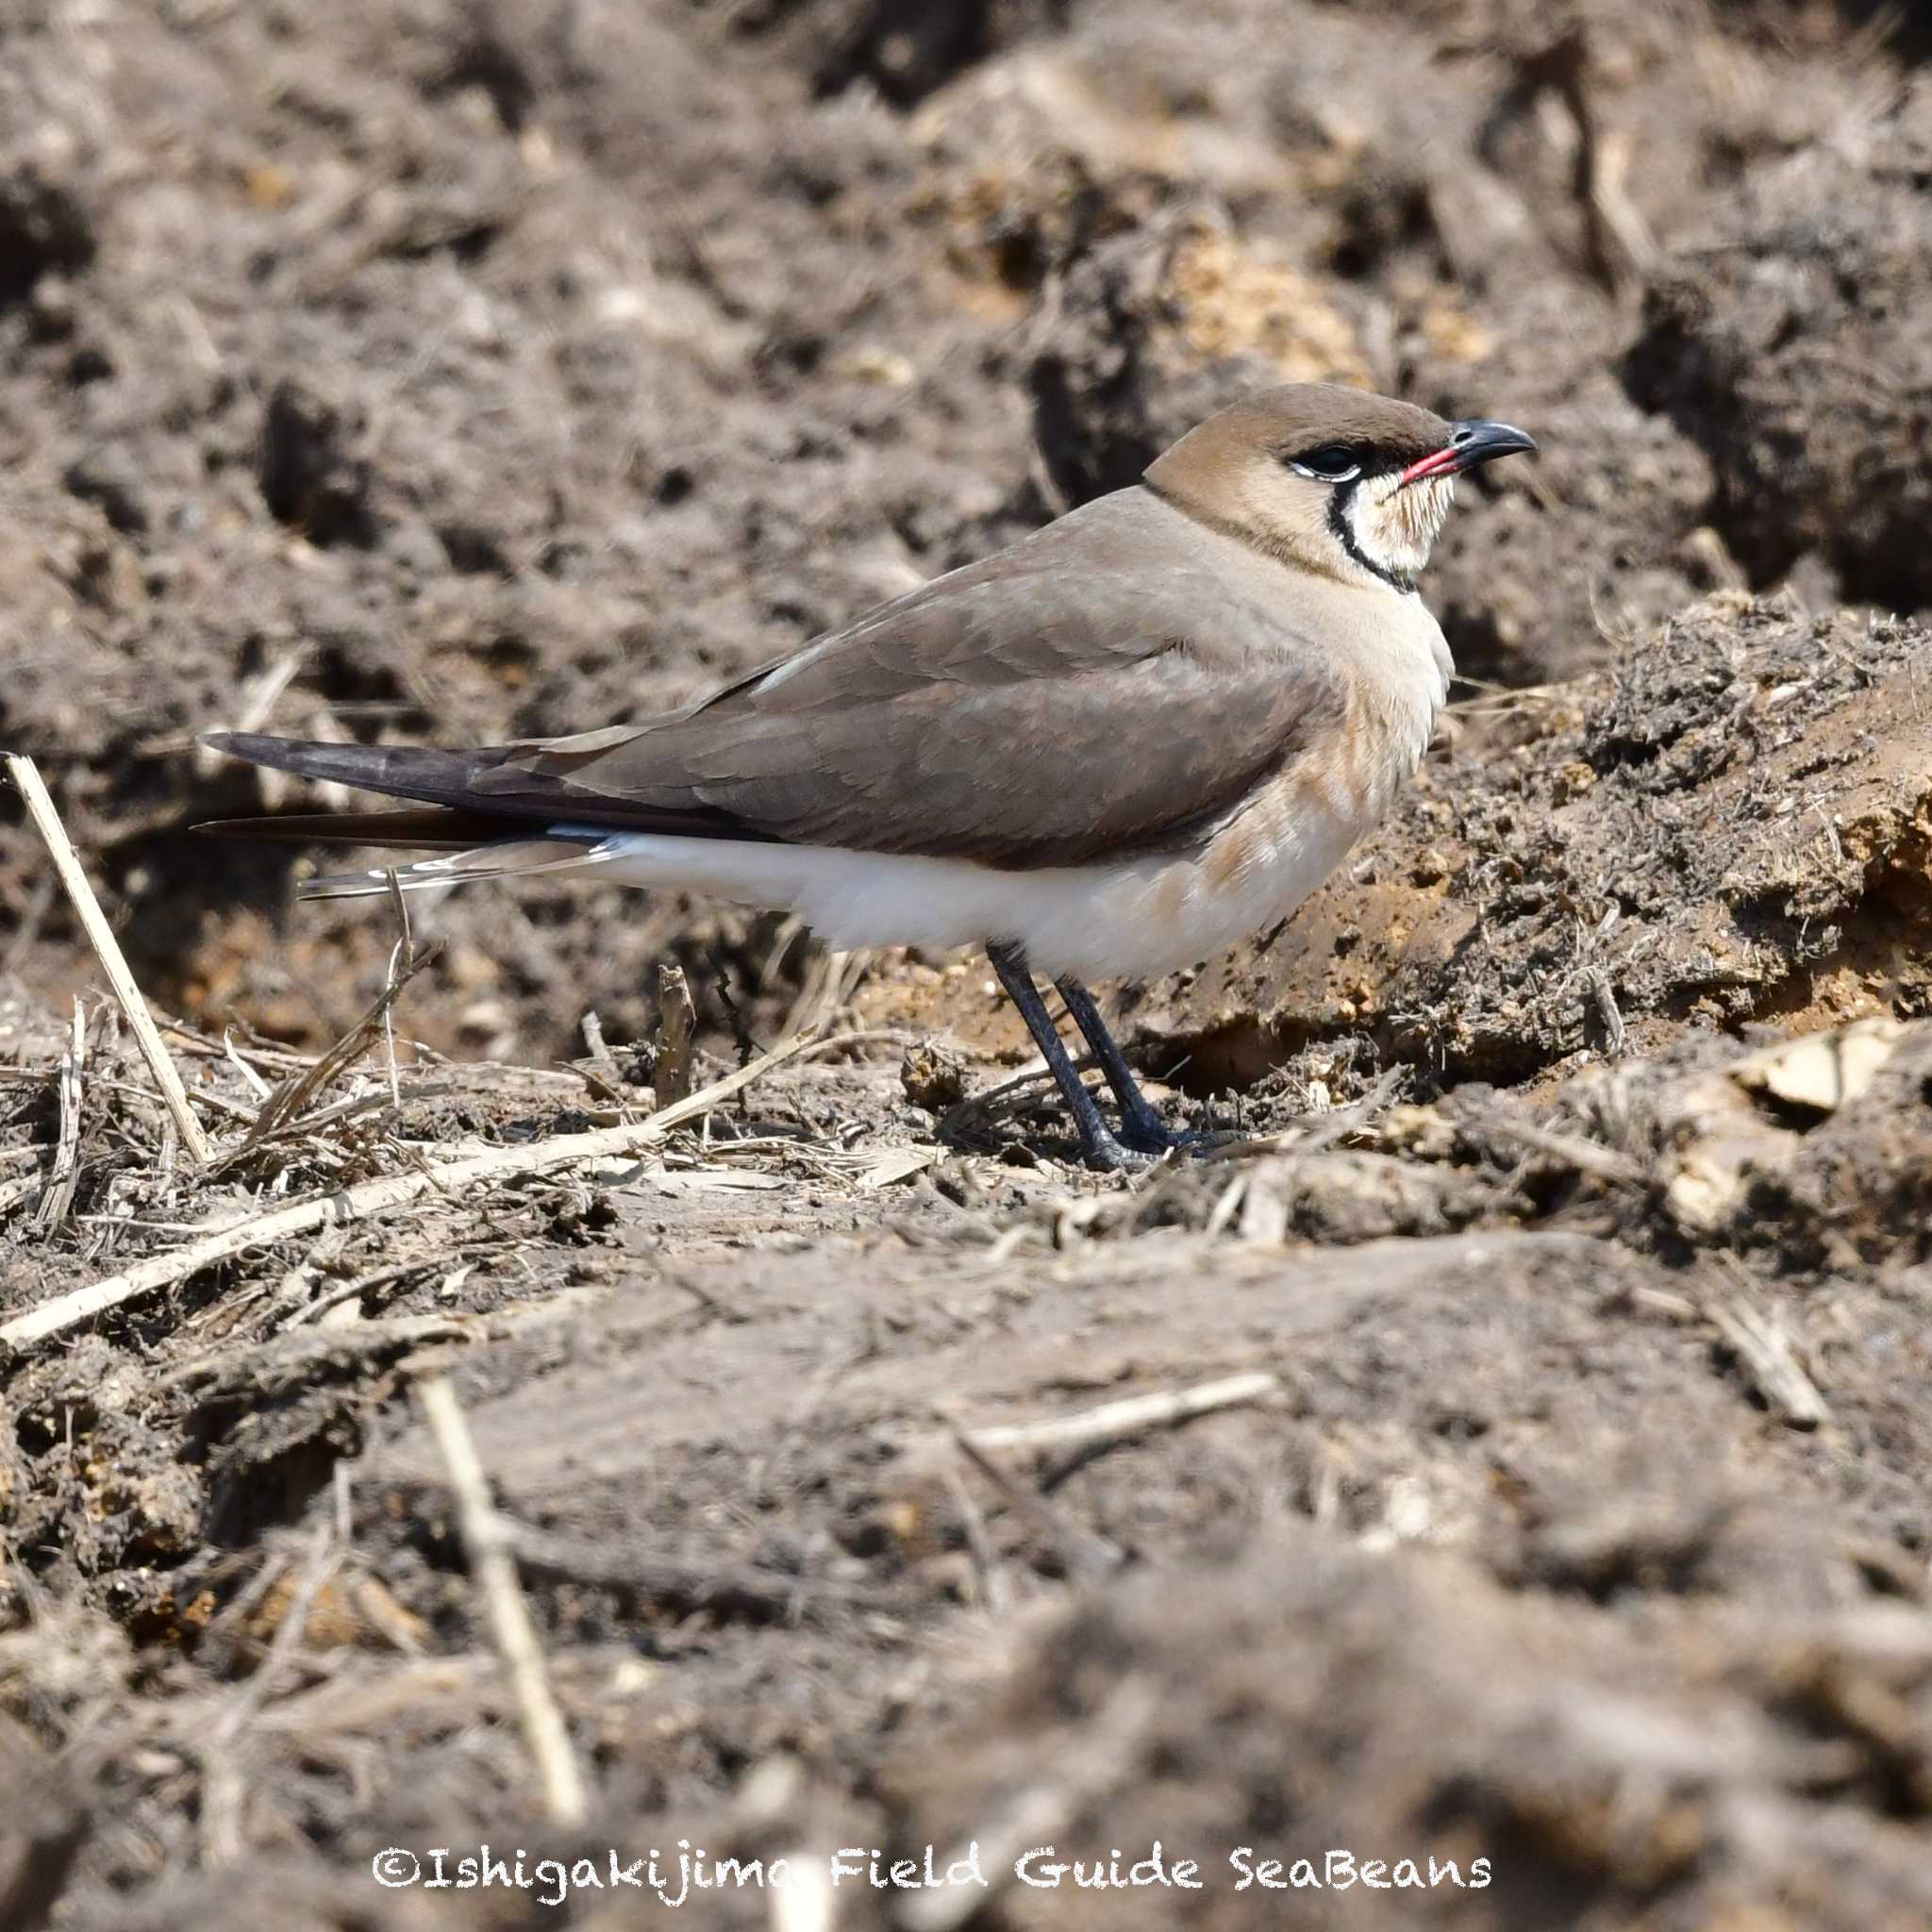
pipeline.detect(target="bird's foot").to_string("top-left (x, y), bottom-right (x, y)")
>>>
top-left (1086, 1112), bottom-right (1233, 1168)
top-left (1069, 1112), bottom-right (1183, 1172)
top-left (1112, 1112), bottom-right (1243, 1151)
top-left (1109, 1110), bottom-right (1197, 1158)
top-left (1075, 1125), bottom-right (1140, 1173)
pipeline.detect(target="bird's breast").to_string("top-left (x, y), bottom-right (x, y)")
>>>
top-left (1190, 651), bottom-right (1441, 934)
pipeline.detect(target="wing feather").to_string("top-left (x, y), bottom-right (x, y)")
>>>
top-left (206, 490), bottom-right (1345, 870)
top-left (505, 491), bottom-right (1345, 866)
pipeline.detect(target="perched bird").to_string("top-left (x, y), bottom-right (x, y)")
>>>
top-left (202, 384), bottom-right (1534, 1169)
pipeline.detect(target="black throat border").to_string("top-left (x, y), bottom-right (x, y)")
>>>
top-left (1327, 482), bottom-right (1416, 595)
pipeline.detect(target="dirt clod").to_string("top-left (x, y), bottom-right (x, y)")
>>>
top-left (1624, 79), bottom-right (1932, 609)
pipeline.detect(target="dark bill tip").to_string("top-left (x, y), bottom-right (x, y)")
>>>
top-left (1401, 419), bottom-right (1539, 485)
top-left (1448, 419), bottom-right (1538, 463)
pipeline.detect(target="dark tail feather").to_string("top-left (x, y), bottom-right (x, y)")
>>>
top-left (194, 807), bottom-right (515, 849)
top-left (199, 732), bottom-right (534, 813)
top-left (192, 794), bottom-right (613, 901)
top-left (199, 728), bottom-right (777, 842)
top-left (196, 737), bottom-right (624, 901)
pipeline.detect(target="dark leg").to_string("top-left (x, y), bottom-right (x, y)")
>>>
top-left (986, 941), bottom-right (1131, 1172)
top-left (1054, 975), bottom-right (1176, 1154)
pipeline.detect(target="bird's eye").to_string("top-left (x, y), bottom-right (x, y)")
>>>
top-left (1288, 444), bottom-right (1363, 484)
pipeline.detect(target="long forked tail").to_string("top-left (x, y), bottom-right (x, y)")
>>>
top-left (196, 729), bottom-right (625, 900)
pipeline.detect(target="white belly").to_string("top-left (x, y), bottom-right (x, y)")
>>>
top-left (591, 799), bottom-right (1363, 983)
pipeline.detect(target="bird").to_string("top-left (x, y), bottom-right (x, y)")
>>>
top-left (200, 383), bottom-right (1535, 1171)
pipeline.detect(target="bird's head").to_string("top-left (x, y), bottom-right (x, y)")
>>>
top-left (1144, 382), bottom-right (1537, 593)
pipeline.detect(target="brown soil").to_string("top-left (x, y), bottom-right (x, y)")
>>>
top-left (4, 4), bottom-right (1932, 1929)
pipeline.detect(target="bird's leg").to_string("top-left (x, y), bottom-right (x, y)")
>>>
top-left (986, 941), bottom-right (1131, 1172)
top-left (1054, 974), bottom-right (1178, 1154)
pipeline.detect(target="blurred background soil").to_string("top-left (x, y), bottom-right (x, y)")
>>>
top-left (3, 3), bottom-right (1932, 1928)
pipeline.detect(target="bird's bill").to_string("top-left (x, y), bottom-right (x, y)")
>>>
top-left (1399, 420), bottom-right (1539, 487)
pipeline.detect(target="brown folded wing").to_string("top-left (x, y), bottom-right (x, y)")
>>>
top-left (205, 492), bottom-right (1345, 870)
top-left (486, 491), bottom-right (1345, 869)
